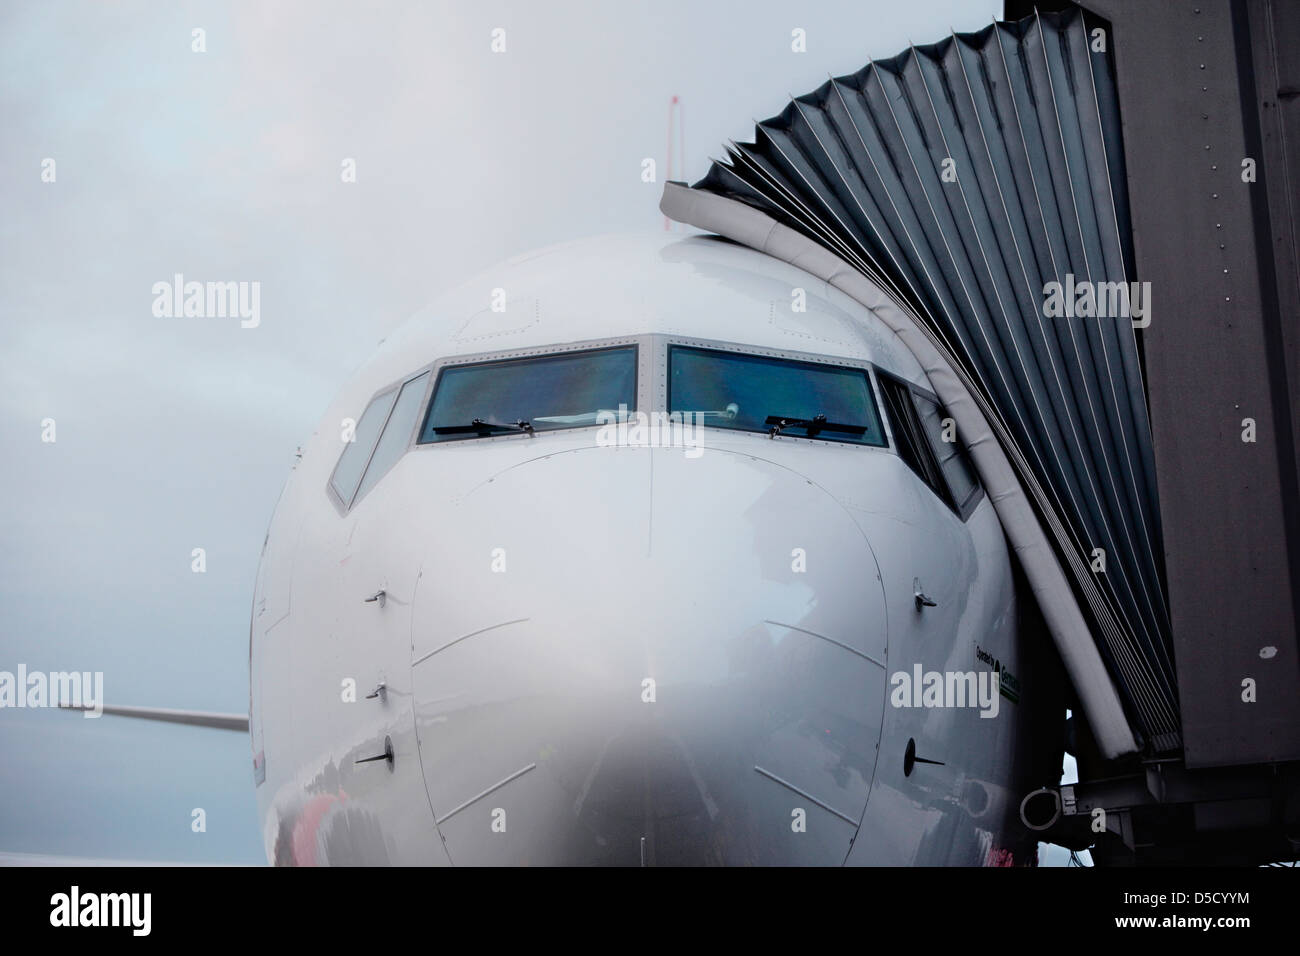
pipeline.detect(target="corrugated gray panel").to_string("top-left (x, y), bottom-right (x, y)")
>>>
top-left (688, 7), bottom-right (1179, 751)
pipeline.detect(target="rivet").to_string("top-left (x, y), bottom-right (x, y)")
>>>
top-left (1219, 243), bottom-right (1225, 249)
top-left (1213, 193), bottom-right (1218, 198)
top-left (1212, 164), bottom-right (1217, 169)
top-left (1216, 223), bottom-right (1222, 228)
top-left (1223, 268), bottom-right (1229, 274)
top-left (1200, 64), bottom-right (1206, 70)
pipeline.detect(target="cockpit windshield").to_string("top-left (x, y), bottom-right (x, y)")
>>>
top-left (418, 345), bottom-right (637, 443)
top-left (668, 345), bottom-right (886, 446)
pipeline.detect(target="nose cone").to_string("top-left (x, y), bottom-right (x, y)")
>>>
top-left (411, 445), bottom-right (888, 864)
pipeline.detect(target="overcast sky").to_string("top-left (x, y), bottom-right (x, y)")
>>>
top-left (0, 0), bottom-right (1018, 864)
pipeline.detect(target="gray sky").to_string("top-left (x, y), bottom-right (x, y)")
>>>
top-left (0, 0), bottom-right (1002, 863)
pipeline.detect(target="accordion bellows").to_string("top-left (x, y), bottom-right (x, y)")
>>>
top-left (685, 7), bottom-right (1180, 752)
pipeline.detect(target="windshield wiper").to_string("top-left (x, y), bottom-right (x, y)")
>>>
top-left (430, 418), bottom-right (535, 437)
top-left (764, 413), bottom-right (868, 439)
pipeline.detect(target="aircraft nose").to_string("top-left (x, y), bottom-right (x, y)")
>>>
top-left (410, 445), bottom-right (889, 864)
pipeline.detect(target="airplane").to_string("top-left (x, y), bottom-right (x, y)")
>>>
top-left (70, 230), bottom-right (1061, 865)
top-left (65, 0), bottom-right (1300, 866)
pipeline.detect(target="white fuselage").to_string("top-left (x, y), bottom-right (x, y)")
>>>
top-left (249, 233), bottom-right (1035, 865)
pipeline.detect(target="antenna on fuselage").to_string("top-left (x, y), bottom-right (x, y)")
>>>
top-left (664, 95), bottom-right (684, 231)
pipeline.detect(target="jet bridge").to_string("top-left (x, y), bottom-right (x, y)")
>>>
top-left (662, 0), bottom-right (1300, 862)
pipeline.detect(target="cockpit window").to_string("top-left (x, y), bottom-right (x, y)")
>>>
top-left (877, 372), bottom-right (982, 519)
top-left (667, 346), bottom-right (887, 446)
top-left (355, 371), bottom-right (431, 502)
top-left (418, 346), bottom-right (637, 444)
top-left (329, 387), bottom-right (397, 505)
top-left (913, 389), bottom-right (980, 513)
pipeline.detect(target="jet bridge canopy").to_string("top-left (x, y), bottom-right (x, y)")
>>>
top-left (665, 6), bottom-right (1180, 756)
top-left (667, 0), bottom-right (1300, 783)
